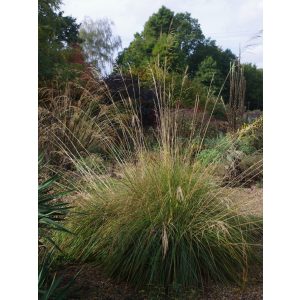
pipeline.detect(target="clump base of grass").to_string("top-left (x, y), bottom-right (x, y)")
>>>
top-left (55, 154), bottom-right (262, 291)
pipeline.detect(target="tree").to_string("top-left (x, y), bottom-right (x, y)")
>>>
top-left (116, 6), bottom-right (236, 102)
top-left (38, 0), bottom-right (82, 81)
top-left (117, 6), bottom-right (207, 73)
top-left (196, 56), bottom-right (223, 94)
top-left (117, 6), bottom-right (236, 74)
top-left (243, 64), bottom-right (263, 110)
top-left (116, 6), bottom-right (262, 112)
top-left (79, 17), bottom-right (122, 75)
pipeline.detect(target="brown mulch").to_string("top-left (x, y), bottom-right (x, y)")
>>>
top-left (57, 264), bottom-right (141, 299)
top-left (57, 263), bottom-right (262, 300)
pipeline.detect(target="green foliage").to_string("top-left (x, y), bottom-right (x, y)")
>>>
top-left (117, 6), bottom-right (236, 79)
top-left (79, 17), bottom-right (122, 74)
top-left (38, 157), bottom-right (75, 299)
top-left (151, 33), bottom-right (180, 68)
top-left (198, 118), bottom-right (263, 184)
top-left (116, 6), bottom-right (239, 110)
top-left (197, 147), bottom-right (222, 166)
top-left (160, 70), bottom-right (207, 107)
top-left (39, 250), bottom-right (78, 300)
top-left (237, 136), bottom-right (257, 155)
top-left (116, 6), bottom-right (263, 111)
top-left (196, 56), bottom-right (223, 94)
top-left (199, 116), bottom-right (263, 165)
top-left (38, 173), bottom-right (72, 250)
top-left (38, 0), bottom-right (82, 81)
top-left (243, 64), bottom-right (263, 110)
top-left (238, 116), bottom-right (263, 153)
top-left (197, 134), bottom-right (232, 166)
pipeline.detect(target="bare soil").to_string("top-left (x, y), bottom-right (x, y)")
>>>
top-left (58, 263), bottom-right (262, 300)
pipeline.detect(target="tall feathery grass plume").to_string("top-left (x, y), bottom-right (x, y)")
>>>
top-left (45, 63), bottom-right (262, 292)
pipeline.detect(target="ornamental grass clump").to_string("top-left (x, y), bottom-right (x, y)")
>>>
top-left (53, 64), bottom-right (262, 291)
top-left (57, 152), bottom-right (261, 289)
